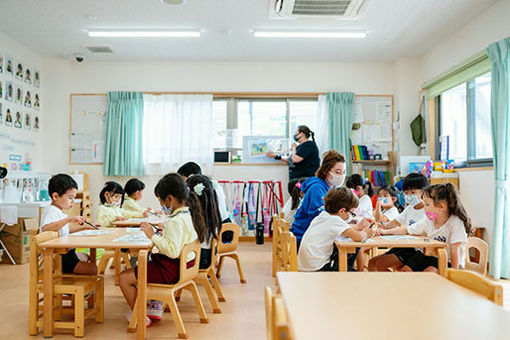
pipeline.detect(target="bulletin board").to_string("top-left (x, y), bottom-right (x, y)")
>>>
top-left (351, 95), bottom-right (394, 159)
top-left (69, 93), bottom-right (108, 164)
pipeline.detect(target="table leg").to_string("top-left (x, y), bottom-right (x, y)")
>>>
top-left (43, 248), bottom-right (55, 337)
top-left (437, 248), bottom-right (447, 277)
top-left (90, 248), bottom-right (97, 263)
top-left (137, 250), bottom-right (148, 340)
top-left (338, 249), bottom-right (348, 272)
top-left (115, 249), bottom-right (121, 285)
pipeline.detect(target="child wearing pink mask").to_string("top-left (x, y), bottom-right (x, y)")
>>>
top-left (375, 183), bottom-right (471, 271)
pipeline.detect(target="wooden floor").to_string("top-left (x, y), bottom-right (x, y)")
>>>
top-left (2, 243), bottom-right (510, 340)
top-left (0, 242), bottom-right (274, 340)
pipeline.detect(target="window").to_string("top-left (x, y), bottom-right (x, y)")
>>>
top-left (212, 97), bottom-right (318, 150)
top-left (439, 72), bottom-right (492, 166)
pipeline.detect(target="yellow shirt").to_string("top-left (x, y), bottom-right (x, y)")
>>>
top-left (151, 206), bottom-right (198, 260)
top-left (122, 196), bottom-right (146, 215)
top-left (95, 204), bottom-right (143, 228)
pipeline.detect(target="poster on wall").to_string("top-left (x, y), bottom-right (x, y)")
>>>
top-left (5, 55), bottom-right (13, 76)
top-left (5, 107), bottom-right (13, 126)
top-left (24, 65), bottom-right (32, 84)
top-left (14, 110), bottom-right (22, 128)
top-left (24, 112), bottom-right (31, 131)
top-left (24, 90), bottom-right (31, 108)
top-left (34, 69), bottom-right (40, 87)
top-left (14, 85), bottom-right (22, 105)
top-left (33, 115), bottom-right (39, 131)
top-left (5, 81), bottom-right (13, 101)
top-left (15, 60), bottom-right (23, 80)
top-left (34, 93), bottom-right (39, 110)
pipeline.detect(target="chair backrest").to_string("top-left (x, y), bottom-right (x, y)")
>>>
top-left (265, 287), bottom-right (274, 340)
top-left (465, 237), bottom-right (488, 276)
top-left (177, 240), bottom-right (201, 284)
top-left (273, 294), bottom-right (293, 340)
top-left (446, 268), bottom-right (503, 306)
top-left (218, 223), bottom-right (240, 253)
top-left (279, 231), bottom-right (298, 272)
top-left (30, 230), bottom-right (61, 286)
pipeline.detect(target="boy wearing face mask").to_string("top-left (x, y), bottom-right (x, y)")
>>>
top-left (298, 187), bottom-right (375, 272)
top-left (96, 181), bottom-right (147, 228)
top-left (367, 173), bottom-right (429, 272)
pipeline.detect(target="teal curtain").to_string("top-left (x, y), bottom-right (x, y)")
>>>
top-left (327, 92), bottom-right (355, 175)
top-left (487, 38), bottom-right (510, 279)
top-left (104, 92), bottom-right (144, 176)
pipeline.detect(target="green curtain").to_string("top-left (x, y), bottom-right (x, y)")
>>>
top-left (327, 92), bottom-right (355, 175)
top-left (104, 92), bottom-right (144, 176)
top-left (487, 38), bottom-right (510, 279)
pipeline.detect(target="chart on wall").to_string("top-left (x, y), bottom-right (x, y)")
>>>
top-left (351, 95), bottom-right (394, 160)
top-left (0, 50), bottom-right (42, 171)
top-left (69, 94), bottom-right (107, 164)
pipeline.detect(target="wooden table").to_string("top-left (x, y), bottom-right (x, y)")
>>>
top-left (113, 216), bottom-right (168, 228)
top-left (277, 272), bottom-right (510, 340)
top-left (39, 229), bottom-right (153, 339)
top-left (335, 235), bottom-right (448, 275)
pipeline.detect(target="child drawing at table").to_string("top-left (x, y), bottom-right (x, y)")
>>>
top-left (95, 181), bottom-right (147, 228)
top-left (346, 174), bottom-right (374, 219)
top-left (40, 174), bottom-right (97, 275)
top-left (375, 183), bottom-right (470, 271)
top-left (122, 178), bottom-right (152, 216)
top-left (118, 173), bottom-right (199, 326)
top-left (297, 187), bottom-right (375, 272)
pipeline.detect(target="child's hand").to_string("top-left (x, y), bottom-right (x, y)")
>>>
top-left (82, 221), bottom-right (97, 230)
top-left (69, 216), bottom-right (86, 225)
top-left (115, 216), bottom-right (127, 221)
top-left (140, 222), bottom-right (155, 239)
top-left (143, 211), bottom-right (150, 217)
top-left (356, 218), bottom-right (373, 230)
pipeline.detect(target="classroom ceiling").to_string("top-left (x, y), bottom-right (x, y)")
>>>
top-left (0, 0), bottom-right (497, 62)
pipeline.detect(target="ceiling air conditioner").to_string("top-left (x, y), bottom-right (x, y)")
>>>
top-left (272, 0), bottom-right (368, 19)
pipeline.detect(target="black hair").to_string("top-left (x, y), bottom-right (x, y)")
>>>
top-left (177, 161), bottom-right (202, 178)
top-left (422, 183), bottom-right (473, 235)
top-left (346, 174), bottom-right (374, 197)
top-left (378, 185), bottom-right (403, 213)
top-left (186, 175), bottom-right (221, 243)
top-left (297, 125), bottom-right (315, 142)
top-left (100, 181), bottom-right (125, 205)
top-left (154, 173), bottom-right (190, 203)
top-left (288, 178), bottom-right (306, 210)
top-left (402, 173), bottom-right (430, 191)
top-left (124, 178), bottom-right (145, 196)
top-left (48, 174), bottom-right (78, 197)
top-left (186, 191), bottom-right (207, 243)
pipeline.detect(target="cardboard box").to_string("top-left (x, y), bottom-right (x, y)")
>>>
top-left (0, 218), bottom-right (38, 265)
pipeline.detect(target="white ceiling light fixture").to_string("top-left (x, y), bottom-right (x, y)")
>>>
top-left (88, 31), bottom-right (200, 38)
top-left (253, 30), bottom-right (367, 38)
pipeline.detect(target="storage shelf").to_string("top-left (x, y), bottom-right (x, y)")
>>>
top-left (351, 160), bottom-right (391, 165)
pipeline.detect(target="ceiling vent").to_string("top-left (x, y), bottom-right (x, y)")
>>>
top-left (86, 46), bottom-right (114, 53)
top-left (271, 0), bottom-right (368, 19)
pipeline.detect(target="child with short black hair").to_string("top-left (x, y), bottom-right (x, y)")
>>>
top-left (346, 174), bottom-right (374, 219)
top-left (96, 181), bottom-right (147, 228)
top-left (374, 185), bottom-right (402, 223)
top-left (40, 174), bottom-right (97, 275)
top-left (297, 187), bottom-right (375, 272)
top-left (122, 178), bottom-right (151, 216)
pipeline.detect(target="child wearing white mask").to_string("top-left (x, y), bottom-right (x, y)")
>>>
top-left (368, 173), bottom-right (429, 272)
top-left (346, 174), bottom-right (374, 219)
top-left (96, 181), bottom-right (147, 227)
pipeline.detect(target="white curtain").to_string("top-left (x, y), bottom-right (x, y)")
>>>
top-left (143, 94), bottom-right (214, 175)
top-left (316, 94), bottom-right (331, 156)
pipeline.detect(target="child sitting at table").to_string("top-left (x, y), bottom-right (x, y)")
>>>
top-left (40, 173), bottom-right (97, 275)
top-left (281, 178), bottom-right (305, 225)
top-left (118, 173), bottom-right (199, 326)
top-left (374, 185), bottom-right (402, 223)
top-left (96, 181), bottom-right (148, 228)
top-left (122, 178), bottom-right (151, 216)
top-left (297, 187), bottom-right (375, 272)
top-left (368, 173), bottom-right (429, 271)
top-left (375, 183), bottom-right (470, 271)
top-left (346, 174), bottom-right (374, 219)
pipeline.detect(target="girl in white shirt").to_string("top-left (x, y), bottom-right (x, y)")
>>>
top-left (346, 174), bottom-right (374, 219)
top-left (374, 185), bottom-right (401, 223)
top-left (281, 178), bottom-right (305, 225)
top-left (376, 183), bottom-right (471, 271)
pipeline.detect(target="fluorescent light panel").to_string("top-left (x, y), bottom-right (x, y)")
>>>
top-left (253, 31), bottom-right (366, 38)
top-left (88, 31), bottom-right (200, 38)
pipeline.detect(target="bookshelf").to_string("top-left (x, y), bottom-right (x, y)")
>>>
top-left (351, 151), bottom-right (395, 186)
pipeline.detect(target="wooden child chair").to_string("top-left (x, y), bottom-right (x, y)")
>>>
top-left (264, 286), bottom-right (293, 340)
top-left (97, 248), bottom-right (131, 284)
top-left (128, 241), bottom-right (208, 339)
top-left (446, 268), bottom-right (503, 305)
top-left (28, 231), bottom-right (104, 338)
top-left (272, 214), bottom-right (290, 277)
top-left (465, 236), bottom-right (489, 276)
top-left (278, 231), bottom-right (298, 272)
top-left (216, 223), bottom-right (247, 283)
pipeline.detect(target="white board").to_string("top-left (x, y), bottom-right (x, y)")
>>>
top-left (69, 94), bottom-right (107, 164)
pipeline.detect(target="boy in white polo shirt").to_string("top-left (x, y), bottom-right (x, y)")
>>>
top-left (298, 187), bottom-right (375, 272)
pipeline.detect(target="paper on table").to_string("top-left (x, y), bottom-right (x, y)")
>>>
top-left (125, 217), bottom-right (168, 224)
top-left (72, 229), bottom-right (115, 236)
top-left (113, 234), bottom-right (151, 244)
top-left (380, 235), bottom-right (420, 241)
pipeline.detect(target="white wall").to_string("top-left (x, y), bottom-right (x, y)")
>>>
top-left (41, 59), bottom-right (398, 214)
top-left (420, 0), bottom-right (510, 245)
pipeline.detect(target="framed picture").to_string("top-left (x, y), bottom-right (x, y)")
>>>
top-left (24, 89), bottom-right (32, 108)
top-left (33, 115), bottom-right (39, 131)
top-left (14, 110), bottom-right (22, 128)
top-left (34, 93), bottom-right (40, 110)
top-left (249, 140), bottom-right (268, 157)
top-left (6, 55), bottom-right (13, 76)
top-left (5, 107), bottom-right (13, 126)
top-left (15, 85), bottom-right (23, 105)
top-left (24, 112), bottom-right (31, 131)
top-left (5, 81), bottom-right (13, 101)
top-left (15, 60), bottom-right (23, 80)
top-left (24, 65), bottom-right (32, 84)
top-left (34, 69), bottom-right (40, 87)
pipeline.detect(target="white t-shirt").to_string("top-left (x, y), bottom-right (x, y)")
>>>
top-left (354, 195), bottom-right (373, 219)
top-left (281, 197), bottom-right (298, 225)
top-left (40, 205), bottom-right (69, 236)
top-left (407, 215), bottom-right (468, 263)
top-left (298, 211), bottom-right (352, 271)
top-left (395, 205), bottom-right (426, 227)
top-left (214, 182), bottom-right (229, 221)
top-left (382, 206), bottom-right (399, 221)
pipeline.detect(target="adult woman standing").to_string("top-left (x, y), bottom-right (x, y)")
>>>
top-left (267, 125), bottom-right (320, 180)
